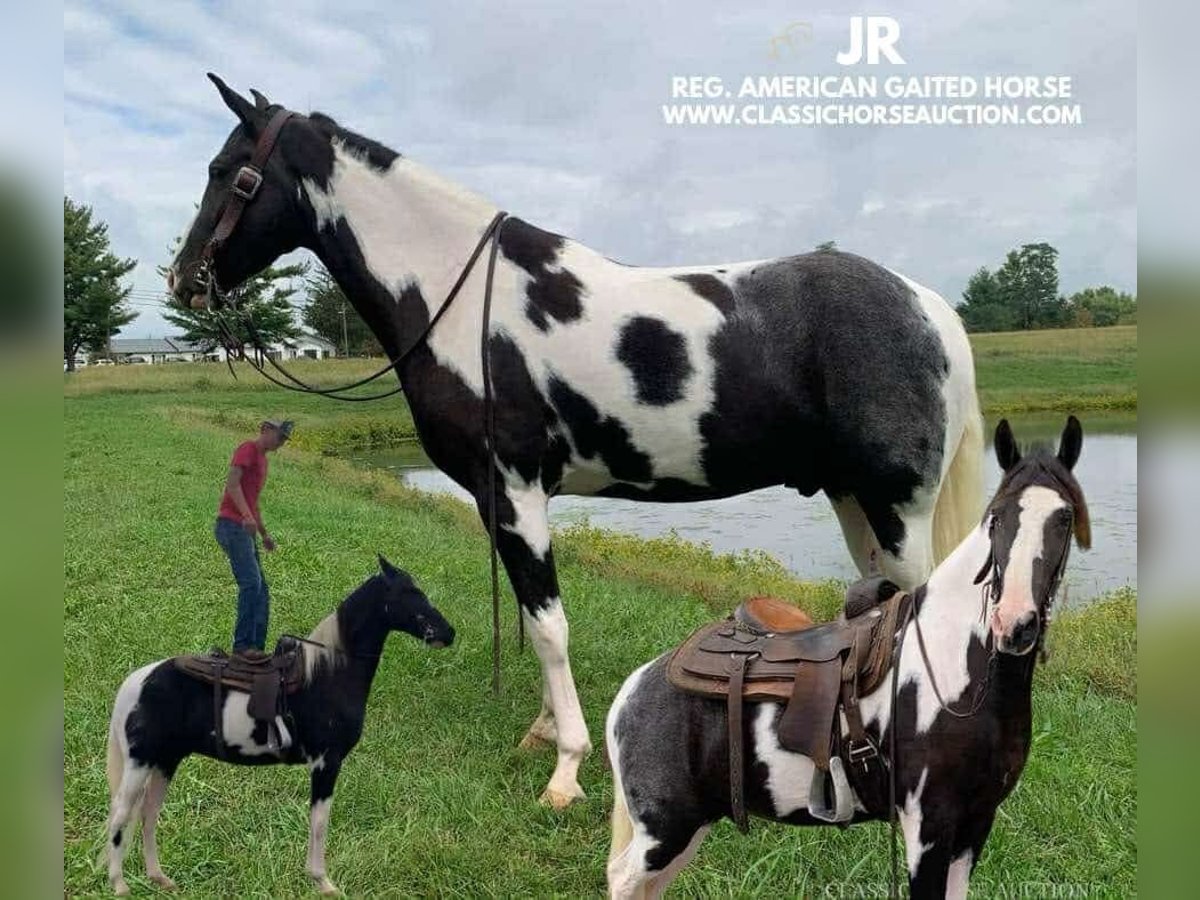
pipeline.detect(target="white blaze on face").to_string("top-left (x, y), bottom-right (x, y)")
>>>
top-left (991, 486), bottom-right (1066, 641)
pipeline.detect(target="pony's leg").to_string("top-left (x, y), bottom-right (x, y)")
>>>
top-left (106, 761), bottom-right (151, 896)
top-left (643, 825), bottom-right (711, 899)
top-left (141, 769), bottom-right (176, 890)
top-left (607, 790), bottom-right (706, 900)
top-left (518, 679), bottom-right (557, 751)
top-left (486, 479), bottom-right (590, 808)
top-left (306, 756), bottom-right (342, 896)
top-left (829, 493), bottom-right (881, 576)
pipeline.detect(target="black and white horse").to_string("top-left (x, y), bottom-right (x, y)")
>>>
top-left (102, 556), bottom-right (454, 896)
top-left (168, 76), bottom-right (984, 807)
top-left (605, 417), bottom-right (1090, 899)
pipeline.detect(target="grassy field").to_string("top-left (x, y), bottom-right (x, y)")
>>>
top-left (64, 364), bottom-right (1136, 896)
top-left (969, 325), bottom-right (1136, 414)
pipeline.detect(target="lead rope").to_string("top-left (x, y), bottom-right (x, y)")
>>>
top-left (480, 213), bottom-right (509, 693)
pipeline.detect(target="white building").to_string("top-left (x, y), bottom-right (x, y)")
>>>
top-left (107, 332), bottom-right (338, 364)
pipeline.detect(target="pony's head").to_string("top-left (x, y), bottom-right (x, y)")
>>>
top-left (981, 415), bottom-right (1090, 656)
top-left (371, 554), bottom-right (456, 649)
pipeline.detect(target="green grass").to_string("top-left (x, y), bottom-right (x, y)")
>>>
top-left (969, 325), bottom-right (1137, 414)
top-left (64, 388), bottom-right (1136, 897)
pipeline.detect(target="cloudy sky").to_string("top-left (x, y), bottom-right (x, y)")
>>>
top-left (64, 0), bottom-right (1135, 338)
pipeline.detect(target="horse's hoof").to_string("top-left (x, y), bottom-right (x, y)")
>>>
top-left (317, 878), bottom-right (340, 896)
top-left (539, 784), bottom-right (586, 810)
top-left (150, 872), bottom-right (178, 891)
top-left (112, 879), bottom-right (131, 897)
top-left (518, 732), bottom-right (553, 752)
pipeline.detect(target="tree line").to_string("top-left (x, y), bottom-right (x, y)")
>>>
top-left (65, 197), bottom-right (1136, 369)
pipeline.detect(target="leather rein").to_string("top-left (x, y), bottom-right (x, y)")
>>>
top-left (186, 107), bottom-right (513, 690)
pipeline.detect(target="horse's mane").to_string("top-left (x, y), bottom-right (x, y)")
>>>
top-left (987, 445), bottom-right (1091, 549)
top-left (303, 611), bottom-right (344, 683)
top-left (308, 112), bottom-right (400, 171)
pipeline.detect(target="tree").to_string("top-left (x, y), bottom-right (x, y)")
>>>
top-left (161, 260), bottom-right (307, 357)
top-left (301, 267), bottom-right (380, 356)
top-left (1066, 286), bottom-right (1136, 327)
top-left (814, 240), bottom-right (837, 251)
top-left (995, 243), bottom-right (1064, 329)
top-left (957, 267), bottom-right (1016, 333)
top-left (63, 197), bottom-right (136, 370)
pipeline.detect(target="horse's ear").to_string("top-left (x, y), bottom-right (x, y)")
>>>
top-left (994, 419), bottom-right (1021, 471)
top-left (377, 553), bottom-right (399, 581)
top-left (249, 88), bottom-right (272, 111)
top-left (1057, 415), bottom-right (1083, 471)
top-left (208, 73), bottom-right (259, 133)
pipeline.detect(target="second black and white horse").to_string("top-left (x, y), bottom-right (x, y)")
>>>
top-left (606, 417), bottom-right (1090, 899)
top-left (168, 76), bottom-right (984, 807)
top-left (103, 556), bottom-right (454, 896)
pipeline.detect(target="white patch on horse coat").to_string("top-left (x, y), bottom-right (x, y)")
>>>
top-left (502, 475), bottom-right (551, 559)
top-left (859, 524), bottom-right (992, 735)
top-left (946, 848), bottom-right (973, 900)
top-left (994, 486), bottom-right (1066, 636)
top-left (752, 703), bottom-right (818, 817)
top-left (110, 661), bottom-right (163, 758)
top-left (221, 691), bottom-right (278, 757)
top-left (304, 612), bottom-right (342, 682)
top-left (525, 600), bottom-right (590, 800)
top-left (307, 796), bottom-right (333, 880)
top-left (899, 767), bottom-right (932, 877)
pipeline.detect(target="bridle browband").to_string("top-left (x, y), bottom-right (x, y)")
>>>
top-left (182, 107), bottom-right (514, 688)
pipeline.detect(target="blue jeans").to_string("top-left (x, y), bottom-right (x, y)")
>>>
top-left (214, 517), bottom-right (270, 651)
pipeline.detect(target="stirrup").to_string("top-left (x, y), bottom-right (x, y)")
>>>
top-left (808, 757), bottom-right (855, 823)
top-left (267, 716), bottom-right (293, 753)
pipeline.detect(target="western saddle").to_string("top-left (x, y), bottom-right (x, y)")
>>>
top-left (666, 577), bottom-right (911, 830)
top-left (175, 637), bottom-right (306, 758)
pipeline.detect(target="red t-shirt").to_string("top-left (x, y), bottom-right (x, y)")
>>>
top-left (218, 440), bottom-right (268, 523)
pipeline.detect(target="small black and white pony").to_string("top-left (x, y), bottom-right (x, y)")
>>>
top-left (102, 556), bottom-right (454, 896)
top-left (169, 76), bottom-right (984, 807)
top-left (605, 417), bottom-right (1090, 899)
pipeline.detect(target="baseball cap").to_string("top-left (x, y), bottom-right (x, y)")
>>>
top-left (262, 418), bottom-right (294, 440)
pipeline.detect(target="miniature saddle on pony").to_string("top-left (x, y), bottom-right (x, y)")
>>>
top-left (666, 577), bottom-right (910, 830)
top-left (175, 637), bottom-right (306, 756)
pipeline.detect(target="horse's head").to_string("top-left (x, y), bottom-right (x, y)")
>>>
top-left (981, 415), bottom-right (1090, 656)
top-left (167, 75), bottom-right (326, 310)
top-left (374, 554), bottom-right (456, 649)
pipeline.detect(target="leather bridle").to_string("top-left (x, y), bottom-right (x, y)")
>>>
top-left (188, 108), bottom-right (297, 309)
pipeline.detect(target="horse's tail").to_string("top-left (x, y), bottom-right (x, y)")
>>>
top-left (932, 389), bottom-right (985, 563)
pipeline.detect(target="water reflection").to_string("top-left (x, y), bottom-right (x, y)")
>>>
top-left (357, 412), bottom-right (1136, 602)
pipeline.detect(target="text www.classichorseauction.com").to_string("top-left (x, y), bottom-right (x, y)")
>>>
top-left (663, 75), bottom-right (1084, 127)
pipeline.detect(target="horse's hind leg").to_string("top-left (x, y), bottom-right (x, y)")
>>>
top-left (141, 768), bottom-right (176, 891)
top-left (607, 793), bottom-right (707, 900)
top-left (106, 761), bottom-right (151, 896)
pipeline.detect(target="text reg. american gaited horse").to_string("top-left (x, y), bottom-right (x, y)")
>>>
top-left (102, 557), bottom-right (454, 896)
top-left (167, 76), bottom-right (984, 808)
top-left (605, 417), bottom-right (1090, 899)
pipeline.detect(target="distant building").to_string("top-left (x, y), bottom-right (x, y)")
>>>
top-left (108, 331), bottom-right (338, 364)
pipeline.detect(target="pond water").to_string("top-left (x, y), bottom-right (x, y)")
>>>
top-left (354, 411), bottom-right (1136, 603)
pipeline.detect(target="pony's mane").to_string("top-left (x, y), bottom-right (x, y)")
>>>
top-left (303, 610), bottom-right (343, 683)
top-left (309, 112), bottom-right (400, 171)
top-left (988, 445), bottom-right (1091, 549)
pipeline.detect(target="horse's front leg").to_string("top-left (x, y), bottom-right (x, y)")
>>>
top-left (484, 479), bottom-right (591, 808)
top-left (307, 755), bottom-right (343, 896)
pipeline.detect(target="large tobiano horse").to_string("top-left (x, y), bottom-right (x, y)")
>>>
top-left (167, 75), bottom-right (984, 808)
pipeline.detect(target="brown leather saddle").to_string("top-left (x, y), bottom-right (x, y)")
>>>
top-left (175, 637), bottom-right (305, 757)
top-left (666, 577), bottom-right (910, 830)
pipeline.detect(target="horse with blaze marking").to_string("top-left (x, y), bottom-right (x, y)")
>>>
top-left (102, 557), bottom-right (454, 896)
top-left (605, 418), bottom-right (1090, 899)
top-left (167, 75), bottom-right (984, 808)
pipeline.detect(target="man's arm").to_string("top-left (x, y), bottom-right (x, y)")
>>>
top-left (224, 465), bottom-right (260, 530)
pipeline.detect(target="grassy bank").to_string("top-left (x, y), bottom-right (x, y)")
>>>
top-left (64, 388), bottom-right (1135, 897)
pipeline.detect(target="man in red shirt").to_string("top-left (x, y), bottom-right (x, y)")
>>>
top-left (214, 418), bottom-right (292, 653)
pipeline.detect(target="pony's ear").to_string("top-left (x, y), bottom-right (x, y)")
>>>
top-left (1057, 415), bottom-right (1083, 471)
top-left (377, 553), bottom-right (399, 581)
top-left (249, 88), bottom-right (272, 111)
top-left (208, 73), bottom-right (260, 134)
top-left (994, 419), bottom-right (1021, 471)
